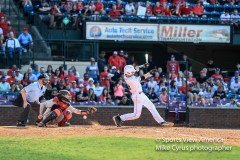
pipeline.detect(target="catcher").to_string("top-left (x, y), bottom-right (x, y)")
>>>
top-left (38, 90), bottom-right (97, 127)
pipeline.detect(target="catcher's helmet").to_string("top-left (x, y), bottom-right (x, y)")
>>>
top-left (124, 65), bottom-right (136, 77)
top-left (57, 90), bottom-right (71, 104)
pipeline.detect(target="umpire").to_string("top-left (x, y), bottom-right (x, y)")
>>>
top-left (14, 74), bottom-right (49, 127)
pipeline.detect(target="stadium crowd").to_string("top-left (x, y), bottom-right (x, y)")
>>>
top-left (0, 51), bottom-right (240, 107)
top-left (0, 7), bottom-right (33, 67)
top-left (17, 0), bottom-right (240, 28)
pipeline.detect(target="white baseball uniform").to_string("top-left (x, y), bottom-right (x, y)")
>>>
top-left (120, 74), bottom-right (165, 124)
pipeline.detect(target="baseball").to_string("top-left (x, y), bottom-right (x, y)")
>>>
top-left (83, 115), bottom-right (87, 119)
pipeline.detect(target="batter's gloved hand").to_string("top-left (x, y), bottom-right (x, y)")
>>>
top-left (87, 107), bottom-right (97, 115)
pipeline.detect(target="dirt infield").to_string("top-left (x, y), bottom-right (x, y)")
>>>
top-left (0, 125), bottom-right (239, 146)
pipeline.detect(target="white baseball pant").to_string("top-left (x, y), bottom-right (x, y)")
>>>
top-left (120, 93), bottom-right (165, 124)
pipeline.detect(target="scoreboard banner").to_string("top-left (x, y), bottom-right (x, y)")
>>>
top-left (86, 22), bottom-right (231, 43)
top-left (158, 24), bottom-right (231, 43)
top-left (86, 22), bottom-right (158, 41)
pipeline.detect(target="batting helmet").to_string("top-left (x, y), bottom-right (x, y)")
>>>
top-left (124, 65), bottom-right (136, 77)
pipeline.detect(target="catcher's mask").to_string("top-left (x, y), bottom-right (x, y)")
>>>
top-left (57, 90), bottom-right (72, 104)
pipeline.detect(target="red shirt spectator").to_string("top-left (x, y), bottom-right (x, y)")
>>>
top-left (180, 2), bottom-right (192, 16)
top-left (159, 0), bottom-right (168, 5)
top-left (192, 2), bottom-right (204, 16)
top-left (0, 12), bottom-right (4, 18)
top-left (100, 66), bottom-right (110, 89)
top-left (146, 1), bottom-right (153, 15)
top-left (211, 69), bottom-right (223, 81)
top-left (167, 55), bottom-right (179, 75)
top-left (6, 25), bottom-right (16, 38)
top-left (153, 2), bottom-right (163, 15)
top-left (95, 0), bottom-right (104, 12)
top-left (0, 16), bottom-right (8, 36)
top-left (109, 5), bottom-right (121, 19)
top-left (6, 76), bottom-right (16, 85)
top-left (77, 1), bottom-right (84, 11)
top-left (116, 0), bottom-right (124, 14)
top-left (65, 70), bottom-right (77, 83)
top-left (118, 52), bottom-right (127, 72)
top-left (162, 6), bottom-right (171, 16)
top-left (108, 51), bottom-right (121, 70)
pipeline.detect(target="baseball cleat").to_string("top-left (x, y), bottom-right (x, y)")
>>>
top-left (38, 122), bottom-right (46, 127)
top-left (16, 121), bottom-right (26, 127)
top-left (112, 115), bottom-right (122, 127)
top-left (159, 122), bottom-right (174, 127)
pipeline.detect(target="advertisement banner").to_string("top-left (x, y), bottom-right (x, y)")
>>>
top-left (86, 22), bottom-right (158, 41)
top-left (86, 22), bottom-right (231, 43)
top-left (158, 24), bottom-right (231, 43)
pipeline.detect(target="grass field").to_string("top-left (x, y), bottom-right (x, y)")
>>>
top-left (0, 136), bottom-right (239, 160)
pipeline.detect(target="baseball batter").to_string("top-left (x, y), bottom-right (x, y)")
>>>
top-left (113, 65), bottom-right (173, 127)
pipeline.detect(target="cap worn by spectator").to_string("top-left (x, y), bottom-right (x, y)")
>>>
top-left (79, 84), bottom-right (84, 87)
top-left (113, 51), bottom-right (118, 55)
top-left (72, 81), bottom-right (76, 84)
top-left (112, 66), bottom-right (117, 70)
top-left (90, 57), bottom-right (95, 62)
top-left (88, 78), bottom-right (94, 83)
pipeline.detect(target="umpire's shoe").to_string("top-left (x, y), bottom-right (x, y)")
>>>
top-left (159, 122), bottom-right (174, 127)
top-left (113, 115), bottom-right (123, 127)
top-left (16, 121), bottom-right (26, 127)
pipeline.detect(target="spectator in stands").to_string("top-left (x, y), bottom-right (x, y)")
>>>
top-left (58, 66), bottom-right (66, 79)
top-left (99, 88), bottom-right (111, 103)
top-left (187, 83), bottom-right (199, 104)
top-left (0, 16), bottom-right (8, 37)
top-left (231, 71), bottom-right (240, 83)
top-left (6, 72), bottom-right (16, 85)
top-left (15, 68), bottom-right (23, 81)
top-left (118, 95), bottom-right (131, 105)
top-left (167, 55), bottom-right (179, 75)
top-left (116, 0), bottom-right (124, 14)
top-left (32, 65), bottom-right (40, 77)
top-left (145, 1), bottom-right (153, 16)
top-left (69, 66), bottom-right (80, 78)
top-left (198, 91), bottom-right (207, 106)
top-left (86, 78), bottom-right (95, 91)
top-left (180, 2), bottom-right (193, 17)
top-left (0, 26), bottom-right (3, 53)
top-left (125, 1), bottom-right (136, 15)
top-left (38, 0), bottom-right (51, 12)
top-left (5, 32), bottom-right (22, 65)
top-left (153, 2), bottom-right (163, 16)
top-left (223, 97), bottom-right (240, 107)
top-left (175, 72), bottom-right (184, 88)
top-left (109, 4), bottom-right (122, 21)
top-left (114, 79), bottom-right (125, 100)
top-left (192, 2), bottom-right (204, 17)
top-left (108, 51), bottom-right (121, 70)
top-left (230, 9), bottom-right (240, 26)
top-left (180, 54), bottom-right (192, 71)
top-left (70, 4), bottom-right (79, 28)
top-left (220, 10), bottom-right (231, 24)
top-left (230, 77), bottom-right (240, 94)
top-left (46, 65), bottom-right (54, 75)
top-left (0, 76), bottom-right (11, 92)
top-left (6, 24), bottom-right (16, 38)
top-left (98, 51), bottom-right (107, 73)
top-left (49, 5), bottom-right (62, 28)
top-left (75, 84), bottom-right (88, 102)
top-left (27, 68), bottom-right (37, 82)
top-left (86, 57), bottom-right (99, 82)
top-left (21, 72), bottom-right (30, 87)
top-left (18, 27), bottom-right (33, 53)
top-left (206, 59), bottom-right (216, 76)
top-left (66, 69), bottom-right (77, 82)
top-left (211, 68), bottom-right (223, 82)
top-left (197, 70), bottom-right (208, 84)
top-left (70, 81), bottom-right (80, 94)
top-left (171, 3), bottom-right (181, 17)
top-left (159, 88), bottom-right (168, 105)
top-left (100, 66), bottom-right (110, 90)
top-left (147, 77), bottom-right (158, 89)
top-left (187, 72), bottom-right (197, 84)
top-left (94, 81), bottom-right (104, 99)
top-left (169, 80), bottom-right (178, 96)
top-left (213, 85), bottom-right (226, 99)
top-left (95, 0), bottom-right (105, 14)
top-left (118, 50), bottom-right (127, 72)
top-left (88, 88), bottom-right (97, 101)
top-left (146, 87), bottom-right (159, 103)
top-left (162, 3), bottom-right (172, 16)
top-left (11, 80), bottom-right (23, 93)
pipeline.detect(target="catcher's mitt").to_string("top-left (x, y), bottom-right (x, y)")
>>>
top-left (87, 107), bottom-right (97, 114)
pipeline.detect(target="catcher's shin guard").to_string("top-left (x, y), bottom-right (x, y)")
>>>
top-left (41, 111), bottom-right (58, 125)
top-left (17, 104), bottom-right (30, 125)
